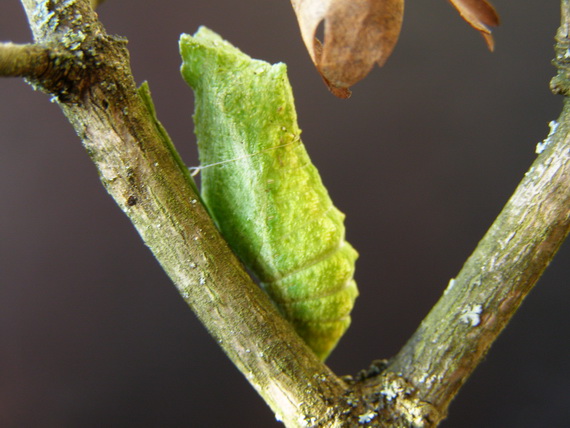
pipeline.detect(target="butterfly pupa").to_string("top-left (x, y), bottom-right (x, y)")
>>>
top-left (180, 27), bottom-right (358, 360)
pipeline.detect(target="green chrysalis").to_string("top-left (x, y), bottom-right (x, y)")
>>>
top-left (180, 27), bottom-right (358, 360)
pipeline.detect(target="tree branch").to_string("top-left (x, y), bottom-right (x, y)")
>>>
top-left (373, 102), bottom-right (570, 423)
top-left (552, 1), bottom-right (570, 96)
top-left (16, 1), bottom-right (349, 426)
top-left (354, 2), bottom-right (570, 425)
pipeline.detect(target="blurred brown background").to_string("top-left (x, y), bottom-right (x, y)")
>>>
top-left (1, 1), bottom-right (568, 427)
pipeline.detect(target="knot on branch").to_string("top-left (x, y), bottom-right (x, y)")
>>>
top-left (551, 22), bottom-right (570, 96)
top-left (341, 362), bottom-right (441, 427)
top-left (28, 34), bottom-right (128, 104)
top-left (25, 46), bottom-right (85, 102)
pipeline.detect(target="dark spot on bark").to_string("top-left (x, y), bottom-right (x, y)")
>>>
top-left (127, 195), bottom-right (137, 206)
top-left (126, 167), bottom-right (136, 185)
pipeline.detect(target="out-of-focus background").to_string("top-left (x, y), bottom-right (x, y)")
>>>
top-left (1, 1), bottom-right (568, 427)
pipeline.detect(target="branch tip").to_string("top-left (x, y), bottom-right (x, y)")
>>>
top-left (0, 42), bottom-right (51, 78)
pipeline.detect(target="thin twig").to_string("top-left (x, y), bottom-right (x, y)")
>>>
top-left (0, 42), bottom-right (51, 78)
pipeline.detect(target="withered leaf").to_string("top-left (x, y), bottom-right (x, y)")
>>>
top-left (291, 0), bottom-right (499, 97)
top-left (448, 0), bottom-right (500, 50)
top-left (291, 0), bottom-right (404, 97)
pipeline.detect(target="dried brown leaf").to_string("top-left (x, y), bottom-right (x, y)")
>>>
top-left (290, 0), bottom-right (499, 97)
top-left (291, 0), bottom-right (404, 97)
top-left (448, 0), bottom-right (500, 50)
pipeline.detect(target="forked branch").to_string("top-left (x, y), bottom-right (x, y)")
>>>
top-left (3, 1), bottom-right (569, 427)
